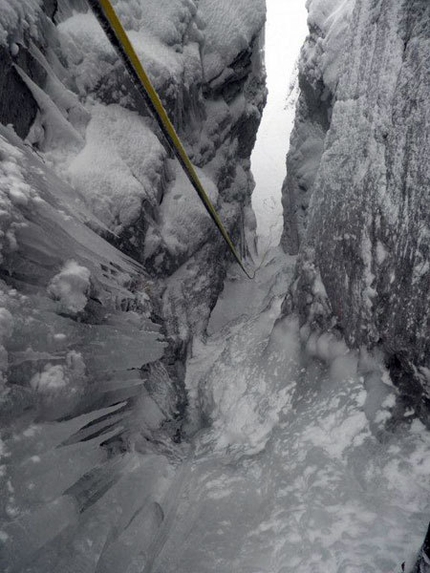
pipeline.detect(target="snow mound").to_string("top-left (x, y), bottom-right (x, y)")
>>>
top-left (150, 162), bottom-right (219, 260)
top-left (57, 1), bottom-right (201, 96)
top-left (48, 261), bottom-right (91, 316)
top-left (68, 103), bottom-right (167, 233)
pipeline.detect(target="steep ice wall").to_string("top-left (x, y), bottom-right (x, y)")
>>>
top-left (0, 1), bottom-right (266, 570)
top-left (281, 0), bottom-right (430, 420)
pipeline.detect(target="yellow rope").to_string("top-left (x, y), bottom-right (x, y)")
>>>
top-left (87, 0), bottom-right (254, 279)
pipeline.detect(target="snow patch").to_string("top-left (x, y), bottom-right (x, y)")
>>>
top-left (68, 103), bottom-right (167, 233)
top-left (48, 260), bottom-right (91, 316)
top-left (305, 0), bottom-right (355, 91)
top-left (155, 162), bottom-right (219, 259)
top-left (30, 350), bottom-right (85, 394)
top-left (199, 0), bottom-right (266, 81)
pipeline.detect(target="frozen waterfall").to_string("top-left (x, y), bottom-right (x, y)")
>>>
top-left (0, 0), bottom-right (429, 571)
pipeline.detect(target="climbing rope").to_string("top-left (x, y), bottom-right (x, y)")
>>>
top-left (86, 0), bottom-right (255, 279)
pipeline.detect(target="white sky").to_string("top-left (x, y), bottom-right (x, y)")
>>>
top-left (251, 0), bottom-right (308, 252)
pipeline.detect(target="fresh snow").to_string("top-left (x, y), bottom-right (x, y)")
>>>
top-left (48, 260), bottom-right (91, 315)
top-left (68, 103), bottom-right (167, 232)
top-left (154, 161), bottom-right (219, 259)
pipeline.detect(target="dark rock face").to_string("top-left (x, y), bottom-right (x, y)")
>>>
top-left (0, 0), bottom-right (58, 139)
top-left (282, 0), bottom-right (430, 415)
top-left (42, 0), bottom-right (58, 19)
top-left (411, 522), bottom-right (430, 573)
top-left (0, 45), bottom-right (39, 139)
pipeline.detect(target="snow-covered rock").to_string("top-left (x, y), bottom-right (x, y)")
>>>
top-left (281, 0), bottom-right (430, 421)
top-left (0, 1), bottom-right (266, 570)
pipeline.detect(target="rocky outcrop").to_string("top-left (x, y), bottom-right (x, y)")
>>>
top-left (280, 34), bottom-right (333, 256)
top-left (0, 1), bottom-right (266, 570)
top-left (411, 522), bottom-right (430, 572)
top-left (281, 0), bottom-right (430, 420)
top-left (412, 523), bottom-right (430, 572)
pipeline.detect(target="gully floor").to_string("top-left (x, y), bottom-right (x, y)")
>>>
top-left (147, 247), bottom-right (430, 573)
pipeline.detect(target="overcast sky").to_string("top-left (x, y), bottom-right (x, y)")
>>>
top-left (251, 0), bottom-right (308, 251)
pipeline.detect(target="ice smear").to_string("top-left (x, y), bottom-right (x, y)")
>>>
top-left (16, 66), bottom-right (85, 156)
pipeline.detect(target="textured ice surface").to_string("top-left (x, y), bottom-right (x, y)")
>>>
top-left (0, 126), bottom-right (170, 573)
top-left (9, 246), bottom-right (421, 573)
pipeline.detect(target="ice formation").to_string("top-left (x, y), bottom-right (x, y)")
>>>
top-left (0, 0), bottom-right (429, 571)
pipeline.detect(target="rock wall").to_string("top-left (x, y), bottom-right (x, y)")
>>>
top-left (281, 0), bottom-right (430, 421)
top-left (0, 1), bottom-right (266, 570)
